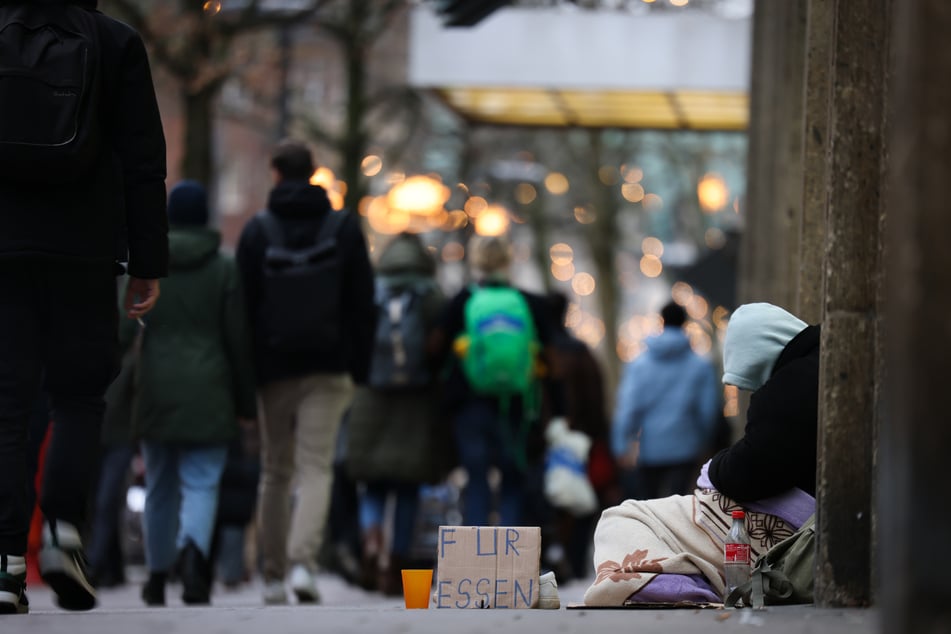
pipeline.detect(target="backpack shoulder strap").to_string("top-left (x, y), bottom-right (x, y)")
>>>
top-left (255, 209), bottom-right (285, 247)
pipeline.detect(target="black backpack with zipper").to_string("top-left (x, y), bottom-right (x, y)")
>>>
top-left (0, 3), bottom-right (102, 184)
top-left (255, 209), bottom-right (349, 355)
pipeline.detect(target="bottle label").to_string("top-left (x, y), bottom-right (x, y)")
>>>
top-left (724, 543), bottom-right (750, 563)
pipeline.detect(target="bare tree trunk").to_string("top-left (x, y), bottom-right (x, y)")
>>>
top-left (181, 87), bottom-right (216, 184)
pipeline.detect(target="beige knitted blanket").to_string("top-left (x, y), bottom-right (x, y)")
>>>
top-left (583, 488), bottom-right (796, 606)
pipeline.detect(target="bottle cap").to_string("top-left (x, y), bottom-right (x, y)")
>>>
top-left (731, 510), bottom-right (745, 519)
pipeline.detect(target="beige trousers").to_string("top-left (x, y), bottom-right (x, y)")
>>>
top-left (256, 373), bottom-right (353, 581)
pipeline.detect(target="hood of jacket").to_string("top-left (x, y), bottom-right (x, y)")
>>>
top-left (168, 227), bottom-right (221, 271)
top-left (376, 233), bottom-right (436, 278)
top-left (644, 328), bottom-right (693, 360)
top-left (267, 180), bottom-right (331, 220)
top-left (722, 302), bottom-right (808, 391)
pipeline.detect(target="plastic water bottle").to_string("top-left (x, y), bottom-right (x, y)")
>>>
top-left (723, 509), bottom-right (751, 601)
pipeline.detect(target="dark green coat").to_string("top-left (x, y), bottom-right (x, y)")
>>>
top-left (346, 233), bottom-right (455, 483)
top-left (123, 227), bottom-right (257, 445)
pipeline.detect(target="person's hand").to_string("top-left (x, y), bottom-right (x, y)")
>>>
top-left (618, 440), bottom-right (640, 470)
top-left (124, 277), bottom-right (160, 319)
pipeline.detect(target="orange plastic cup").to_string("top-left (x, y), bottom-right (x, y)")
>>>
top-left (401, 569), bottom-right (433, 609)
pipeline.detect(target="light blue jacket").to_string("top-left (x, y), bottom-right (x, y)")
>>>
top-left (611, 329), bottom-right (719, 466)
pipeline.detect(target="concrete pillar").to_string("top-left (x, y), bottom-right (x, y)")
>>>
top-left (737, 0), bottom-right (806, 309)
top-left (815, 0), bottom-right (888, 607)
top-left (797, 0), bottom-right (834, 324)
top-left (882, 0), bottom-right (951, 629)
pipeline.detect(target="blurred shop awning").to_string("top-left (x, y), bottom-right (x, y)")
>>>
top-left (410, 7), bottom-right (750, 130)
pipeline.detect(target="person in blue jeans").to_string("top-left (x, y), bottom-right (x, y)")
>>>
top-left (431, 234), bottom-right (556, 527)
top-left (129, 182), bottom-right (257, 606)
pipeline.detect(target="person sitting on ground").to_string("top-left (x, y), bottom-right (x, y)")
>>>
top-left (583, 302), bottom-right (819, 606)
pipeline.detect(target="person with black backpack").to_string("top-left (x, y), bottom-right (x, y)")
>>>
top-left (0, 0), bottom-right (167, 614)
top-left (235, 140), bottom-right (374, 606)
top-left (345, 232), bottom-right (452, 595)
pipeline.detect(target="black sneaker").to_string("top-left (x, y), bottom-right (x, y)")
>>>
top-left (39, 520), bottom-right (96, 611)
top-left (0, 554), bottom-right (28, 615)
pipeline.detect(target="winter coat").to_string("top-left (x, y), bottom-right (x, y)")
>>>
top-left (235, 181), bottom-right (375, 385)
top-left (0, 1), bottom-right (168, 279)
top-left (709, 324), bottom-right (820, 501)
top-left (611, 328), bottom-right (720, 466)
top-left (346, 233), bottom-right (454, 483)
top-left (126, 227), bottom-right (257, 444)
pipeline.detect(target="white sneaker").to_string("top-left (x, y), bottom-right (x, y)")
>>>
top-left (289, 564), bottom-right (320, 604)
top-left (262, 579), bottom-right (288, 605)
top-left (538, 571), bottom-right (561, 609)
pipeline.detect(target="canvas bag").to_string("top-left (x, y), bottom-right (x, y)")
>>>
top-left (725, 513), bottom-right (816, 609)
top-left (0, 3), bottom-right (102, 184)
top-left (256, 209), bottom-right (348, 354)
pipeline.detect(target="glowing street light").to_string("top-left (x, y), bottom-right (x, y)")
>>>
top-left (697, 172), bottom-right (729, 212)
top-left (474, 204), bottom-right (510, 236)
top-left (386, 175), bottom-right (450, 217)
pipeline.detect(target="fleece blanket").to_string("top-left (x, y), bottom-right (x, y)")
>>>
top-left (583, 487), bottom-right (801, 606)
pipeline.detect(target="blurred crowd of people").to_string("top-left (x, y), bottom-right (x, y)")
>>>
top-left (20, 138), bottom-right (729, 608)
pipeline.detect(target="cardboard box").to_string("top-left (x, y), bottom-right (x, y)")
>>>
top-left (434, 526), bottom-right (541, 609)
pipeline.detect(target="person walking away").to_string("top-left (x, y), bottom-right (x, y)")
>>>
top-left (543, 292), bottom-right (617, 581)
top-left (131, 181), bottom-right (256, 607)
top-left (346, 232), bottom-right (452, 595)
top-left (236, 140), bottom-right (375, 605)
top-left (431, 233), bottom-right (555, 527)
top-left (0, 0), bottom-right (167, 614)
top-left (612, 301), bottom-right (719, 500)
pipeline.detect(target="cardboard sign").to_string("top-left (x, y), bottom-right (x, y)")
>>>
top-left (434, 526), bottom-right (541, 609)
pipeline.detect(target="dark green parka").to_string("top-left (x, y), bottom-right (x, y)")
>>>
top-left (346, 233), bottom-right (454, 483)
top-left (122, 226), bottom-right (257, 444)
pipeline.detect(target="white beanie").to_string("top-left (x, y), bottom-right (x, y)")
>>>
top-left (722, 303), bottom-right (808, 391)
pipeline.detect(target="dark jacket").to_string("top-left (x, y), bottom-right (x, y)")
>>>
top-left (236, 181), bottom-right (375, 385)
top-left (709, 324), bottom-right (820, 501)
top-left (0, 1), bottom-right (168, 279)
top-left (124, 227), bottom-right (257, 444)
top-left (346, 233), bottom-right (453, 484)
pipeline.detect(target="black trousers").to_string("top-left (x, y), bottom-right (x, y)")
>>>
top-left (0, 262), bottom-right (118, 554)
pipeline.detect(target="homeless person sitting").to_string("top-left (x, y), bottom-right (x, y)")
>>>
top-left (583, 302), bottom-right (818, 606)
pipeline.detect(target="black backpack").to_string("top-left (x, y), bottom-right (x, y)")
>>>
top-left (0, 3), bottom-right (102, 184)
top-left (367, 279), bottom-right (434, 389)
top-left (256, 209), bottom-right (349, 355)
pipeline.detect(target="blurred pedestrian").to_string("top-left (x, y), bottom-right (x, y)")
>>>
top-left (0, 0), bottom-right (167, 614)
top-left (432, 233), bottom-right (554, 527)
top-left (133, 181), bottom-right (257, 607)
top-left (346, 232), bottom-right (452, 595)
top-left (543, 292), bottom-right (616, 581)
top-left (612, 301), bottom-right (719, 500)
top-left (236, 140), bottom-right (374, 605)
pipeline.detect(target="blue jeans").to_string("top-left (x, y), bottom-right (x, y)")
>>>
top-left (453, 399), bottom-right (526, 526)
top-left (359, 482), bottom-right (419, 557)
top-left (141, 442), bottom-right (228, 572)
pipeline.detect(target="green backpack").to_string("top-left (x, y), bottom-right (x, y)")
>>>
top-left (461, 284), bottom-right (538, 398)
top-left (726, 513), bottom-right (816, 609)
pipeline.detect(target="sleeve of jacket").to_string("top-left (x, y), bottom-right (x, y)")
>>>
top-left (341, 212), bottom-right (375, 384)
top-left (111, 27), bottom-right (168, 279)
top-left (611, 362), bottom-right (641, 457)
top-left (221, 258), bottom-right (258, 419)
top-left (708, 372), bottom-right (805, 502)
